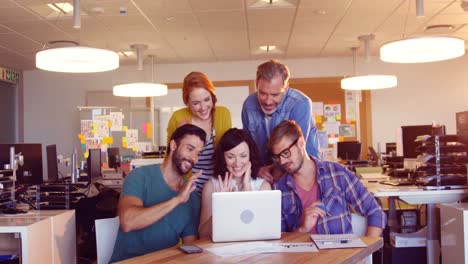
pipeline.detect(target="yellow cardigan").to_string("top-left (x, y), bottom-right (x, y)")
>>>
top-left (166, 105), bottom-right (232, 152)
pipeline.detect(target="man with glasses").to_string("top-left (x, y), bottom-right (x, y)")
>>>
top-left (242, 60), bottom-right (319, 184)
top-left (270, 120), bottom-right (385, 236)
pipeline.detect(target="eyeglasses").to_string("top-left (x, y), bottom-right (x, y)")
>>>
top-left (271, 138), bottom-right (299, 161)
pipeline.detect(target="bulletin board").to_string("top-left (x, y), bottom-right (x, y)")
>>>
top-left (289, 77), bottom-right (372, 160)
top-left (77, 106), bottom-right (158, 160)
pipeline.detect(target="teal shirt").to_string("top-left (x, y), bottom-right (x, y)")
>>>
top-left (110, 164), bottom-right (201, 262)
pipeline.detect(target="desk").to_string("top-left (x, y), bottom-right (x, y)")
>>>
top-left (362, 180), bottom-right (468, 264)
top-left (116, 232), bottom-right (383, 264)
top-left (0, 210), bottom-right (76, 264)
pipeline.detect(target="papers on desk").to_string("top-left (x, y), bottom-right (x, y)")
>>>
top-left (310, 234), bottom-right (366, 249)
top-left (360, 173), bottom-right (389, 180)
top-left (206, 241), bottom-right (318, 257)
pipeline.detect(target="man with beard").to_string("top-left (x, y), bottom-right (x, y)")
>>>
top-left (241, 60), bottom-right (319, 184)
top-left (270, 120), bottom-right (385, 237)
top-left (111, 124), bottom-right (206, 262)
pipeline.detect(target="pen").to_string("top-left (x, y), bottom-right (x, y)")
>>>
top-left (317, 204), bottom-right (327, 211)
top-left (319, 239), bottom-right (352, 244)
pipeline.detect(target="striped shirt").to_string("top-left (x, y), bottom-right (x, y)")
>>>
top-left (192, 130), bottom-right (215, 194)
top-left (274, 156), bottom-right (386, 234)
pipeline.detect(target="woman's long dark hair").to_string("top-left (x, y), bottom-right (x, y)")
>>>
top-left (214, 128), bottom-right (261, 180)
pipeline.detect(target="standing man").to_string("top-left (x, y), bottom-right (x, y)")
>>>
top-left (111, 124), bottom-right (206, 262)
top-left (270, 120), bottom-right (385, 236)
top-left (242, 60), bottom-right (319, 183)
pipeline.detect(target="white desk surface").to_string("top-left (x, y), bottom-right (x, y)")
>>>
top-left (362, 180), bottom-right (468, 204)
top-left (0, 210), bottom-right (73, 228)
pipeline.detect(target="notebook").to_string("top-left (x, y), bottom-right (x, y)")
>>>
top-left (212, 190), bottom-right (281, 242)
top-left (310, 234), bottom-right (367, 249)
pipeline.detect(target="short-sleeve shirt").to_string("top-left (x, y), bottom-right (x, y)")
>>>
top-left (110, 164), bottom-right (200, 262)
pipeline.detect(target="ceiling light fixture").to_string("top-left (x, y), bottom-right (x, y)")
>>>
top-left (380, 36), bottom-right (465, 63)
top-left (249, 0), bottom-right (294, 9)
top-left (380, 0), bottom-right (465, 63)
top-left (341, 35), bottom-right (398, 90)
top-left (47, 3), bottom-right (73, 14)
top-left (259, 45), bottom-right (276, 52)
top-left (113, 44), bottom-right (168, 97)
top-left (36, 41), bottom-right (119, 73)
top-left (36, 1), bottom-right (119, 73)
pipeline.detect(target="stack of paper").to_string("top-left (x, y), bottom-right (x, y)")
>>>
top-left (310, 234), bottom-right (367, 249)
top-left (390, 227), bottom-right (427, 248)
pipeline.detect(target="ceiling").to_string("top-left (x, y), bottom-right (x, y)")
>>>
top-left (1, 0), bottom-right (468, 70)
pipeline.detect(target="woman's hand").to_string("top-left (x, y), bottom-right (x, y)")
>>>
top-left (242, 161), bottom-right (252, 191)
top-left (214, 172), bottom-right (234, 192)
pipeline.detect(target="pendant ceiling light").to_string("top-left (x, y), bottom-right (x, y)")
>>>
top-left (35, 0), bottom-right (119, 73)
top-left (112, 44), bottom-right (168, 97)
top-left (341, 35), bottom-right (398, 90)
top-left (380, 0), bottom-right (465, 63)
top-left (380, 36), bottom-right (465, 63)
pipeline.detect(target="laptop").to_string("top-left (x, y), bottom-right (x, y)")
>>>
top-left (212, 190), bottom-right (281, 242)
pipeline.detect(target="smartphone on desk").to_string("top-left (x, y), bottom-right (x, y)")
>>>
top-left (178, 244), bottom-right (203, 254)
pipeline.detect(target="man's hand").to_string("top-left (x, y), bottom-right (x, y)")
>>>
top-left (257, 164), bottom-right (274, 184)
top-left (176, 170), bottom-right (201, 204)
top-left (298, 202), bottom-right (326, 233)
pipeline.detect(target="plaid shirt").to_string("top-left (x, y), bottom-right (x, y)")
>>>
top-left (274, 156), bottom-right (386, 233)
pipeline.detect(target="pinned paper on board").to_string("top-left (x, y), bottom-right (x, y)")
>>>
top-left (324, 104), bottom-right (341, 118)
top-left (102, 137), bottom-right (114, 144)
top-left (312, 102), bottom-right (324, 116)
top-left (315, 115), bottom-right (323, 124)
top-left (345, 90), bottom-right (357, 122)
top-left (126, 129), bottom-right (138, 148)
top-left (339, 124), bottom-right (356, 137)
top-left (146, 123), bottom-right (152, 139)
top-left (110, 112), bottom-right (124, 131)
top-left (94, 120), bottom-right (110, 138)
top-left (81, 120), bottom-right (94, 138)
top-left (317, 131), bottom-right (328, 149)
top-left (324, 121), bottom-right (340, 135)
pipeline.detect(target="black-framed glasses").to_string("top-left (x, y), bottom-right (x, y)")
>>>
top-left (271, 138), bottom-right (299, 161)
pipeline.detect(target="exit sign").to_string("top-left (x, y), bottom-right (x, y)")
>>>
top-left (0, 67), bottom-right (20, 84)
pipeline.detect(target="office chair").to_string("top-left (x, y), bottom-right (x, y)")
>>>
top-left (351, 213), bottom-right (372, 264)
top-left (95, 216), bottom-right (119, 264)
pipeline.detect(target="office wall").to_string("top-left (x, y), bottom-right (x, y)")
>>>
top-left (23, 55), bottom-right (468, 162)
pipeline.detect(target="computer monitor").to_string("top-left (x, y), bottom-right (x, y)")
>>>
top-left (107, 147), bottom-right (120, 169)
top-left (0, 143), bottom-right (43, 185)
top-left (46, 144), bottom-right (59, 182)
top-left (87, 148), bottom-right (102, 180)
top-left (401, 125), bottom-right (442, 158)
top-left (386, 142), bottom-right (397, 154)
top-left (337, 141), bottom-right (362, 160)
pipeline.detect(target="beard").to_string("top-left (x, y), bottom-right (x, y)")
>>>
top-left (282, 156), bottom-right (304, 175)
top-left (171, 147), bottom-right (195, 175)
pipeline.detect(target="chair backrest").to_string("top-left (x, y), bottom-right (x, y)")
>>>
top-left (351, 213), bottom-right (368, 236)
top-left (351, 213), bottom-right (372, 264)
top-left (95, 216), bottom-right (120, 264)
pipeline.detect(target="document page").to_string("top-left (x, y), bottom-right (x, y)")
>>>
top-left (310, 234), bottom-right (366, 249)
